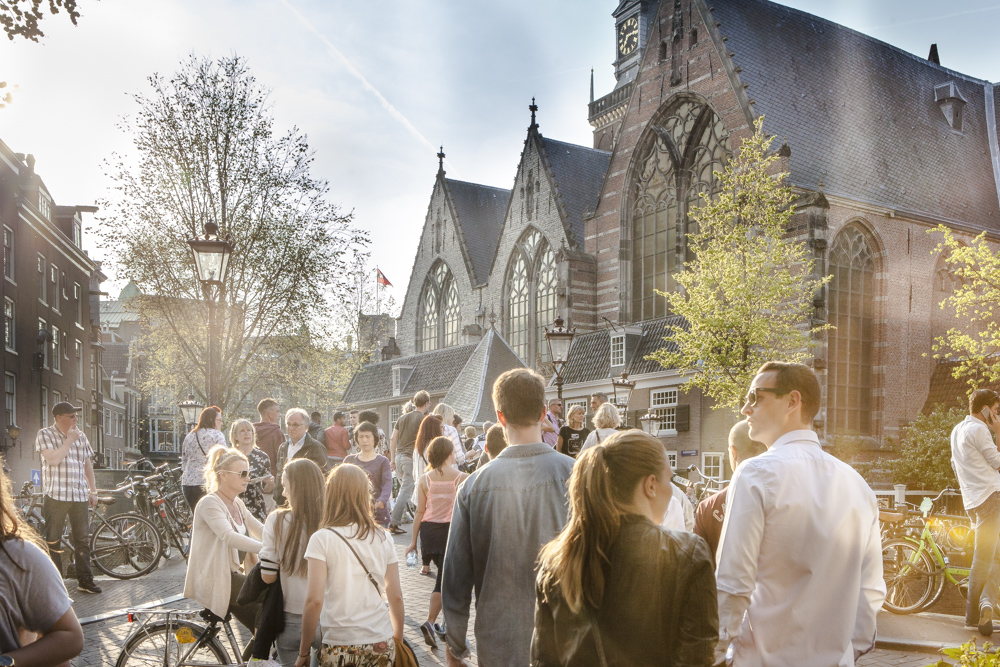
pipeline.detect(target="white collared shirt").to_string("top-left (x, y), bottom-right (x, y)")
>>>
top-left (715, 429), bottom-right (884, 667)
top-left (951, 415), bottom-right (1000, 510)
top-left (286, 434), bottom-right (306, 461)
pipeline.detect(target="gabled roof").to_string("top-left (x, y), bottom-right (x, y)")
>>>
top-left (443, 328), bottom-right (525, 424)
top-left (342, 343), bottom-right (478, 405)
top-left (710, 0), bottom-right (1000, 231)
top-left (100, 299), bottom-right (139, 330)
top-left (559, 315), bottom-right (687, 385)
top-left (444, 179), bottom-right (511, 286)
top-left (102, 341), bottom-right (131, 378)
top-left (538, 137), bottom-right (611, 246)
top-left (921, 360), bottom-right (998, 414)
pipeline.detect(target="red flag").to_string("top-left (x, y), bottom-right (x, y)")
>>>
top-left (376, 269), bottom-right (392, 287)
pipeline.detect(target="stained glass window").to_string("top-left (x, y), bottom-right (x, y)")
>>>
top-left (416, 261), bottom-right (461, 352)
top-left (630, 100), bottom-right (730, 321)
top-left (827, 225), bottom-right (875, 436)
top-left (505, 228), bottom-right (558, 364)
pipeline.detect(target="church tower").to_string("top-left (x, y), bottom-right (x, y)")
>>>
top-left (590, 0), bottom-right (659, 150)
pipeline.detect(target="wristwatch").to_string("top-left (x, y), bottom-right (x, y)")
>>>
top-left (0, 653), bottom-right (15, 666)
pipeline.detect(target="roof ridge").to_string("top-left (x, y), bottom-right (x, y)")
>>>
top-left (443, 178), bottom-right (512, 193)
top-left (540, 135), bottom-right (612, 155)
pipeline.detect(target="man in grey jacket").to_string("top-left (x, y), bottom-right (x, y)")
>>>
top-left (442, 368), bottom-right (574, 667)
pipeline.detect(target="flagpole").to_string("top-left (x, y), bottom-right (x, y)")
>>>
top-left (376, 266), bottom-right (381, 315)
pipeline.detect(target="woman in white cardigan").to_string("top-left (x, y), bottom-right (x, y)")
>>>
top-left (183, 445), bottom-right (264, 632)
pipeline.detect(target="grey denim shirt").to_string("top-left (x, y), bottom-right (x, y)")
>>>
top-left (442, 442), bottom-right (574, 667)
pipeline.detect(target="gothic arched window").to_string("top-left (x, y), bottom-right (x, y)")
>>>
top-left (505, 228), bottom-right (558, 364)
top-left (416, 261), bottom-right (461, 352)
top-left (629, 99), bottom-right (730, 321)
top-left (827, 225), bottom-right (876, 436)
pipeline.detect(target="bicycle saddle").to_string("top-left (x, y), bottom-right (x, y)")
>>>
top-left (879, 509), bottom-right (905, 523)
top-left (97, 497), bottom-right (116, 506)
top-left (198, 609), bottom-right (230, 624)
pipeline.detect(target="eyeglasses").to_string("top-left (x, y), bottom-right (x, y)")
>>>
top-left (223, 469), bottom-right (250, 479)
top-left (744, 387), bottom-right (789, 407)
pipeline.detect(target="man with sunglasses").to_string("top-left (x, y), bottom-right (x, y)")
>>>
top-left (714, 362), bottom-right (884, 667)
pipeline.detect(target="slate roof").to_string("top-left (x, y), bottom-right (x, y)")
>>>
top-left (445, 179), bottom-right (511, 286)
top-left (100, 299), bottom-right (139, 330)
top-left (921, 360), bottom-right (1000, 414)
top-left (102, 342), bottom-right (131, 377)
top-left (443, 328), bottom-right (525, 425)
top-left (342, 343), bottom-right (478, 405)
top-left (559, 315), bottom-right (687, 385)
top-left (712, 0), bottom-right (1000, 231)
top-left (539, 137), bottom-right (611, 246)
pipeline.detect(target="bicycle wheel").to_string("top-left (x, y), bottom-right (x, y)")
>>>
top-left (882, 539), bottom-right (936, 614)
top-left (91, 514), bottom-right (163, 579)
top-left (167, 492), bottom-right (192, 531)
top-left (115, 619), bottom-right (229, 667)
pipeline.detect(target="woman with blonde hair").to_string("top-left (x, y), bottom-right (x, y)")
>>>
top-left (184, 445), bottom-right (264, 633)
top-left (532, 430), bottom-right (717, 664)
top-left (180, 405), bottom-right (227, 510)
top-left (432, 403), bottom-right (466, 466)
top-left (261, 458), bottom-right (326, 666)
top-left (230, 418), bottom-right (274, 522)
top-left (557, 405), bottom-right (590, 458)
top-left (297, 465), bottom-right (404, 667)
top-left (406, 436), bottom-right (469, 648)
top-left (580, 402), bottom-right (621, 452)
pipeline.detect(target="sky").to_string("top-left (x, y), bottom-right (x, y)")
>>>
top-left (1, 0), bottom-right (998, 303)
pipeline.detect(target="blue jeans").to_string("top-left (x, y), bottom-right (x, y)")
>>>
top-left (968, 492), bottom-right (1000, 624)
top-left (390, 454), bottom-right (414, 526)
top-left (275, 612), bottom-right (321, 667)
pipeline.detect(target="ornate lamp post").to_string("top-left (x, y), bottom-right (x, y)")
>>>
top-left (638, 411), bottom-right (657, 436)
top-left (187, 222), bottom-right (233, 407)
top-left (0, 424), bottom-right (20, 455)
top-left (178, 394), bottom-right (204, 429)
top-left (611, 371), bottom-right (636, 411)
top-left (544, 316), bottom-right (576, 403)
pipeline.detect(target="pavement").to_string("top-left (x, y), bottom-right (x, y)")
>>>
top-left (67, 531), bottom-right (963, 667)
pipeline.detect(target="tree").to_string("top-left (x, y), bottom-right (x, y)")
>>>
top-left (930, 225), bottom-right (1000, 387)
top-left (327, 246), bottom-right (398, 363)
top-left (98, 54), bottom-right (366, 414)
top-left (647, 117), bottom-right (830, 410)
top-left (1, 0), bottom-right (83, 41)
top-left (886, 403), bottom-right (963, 491)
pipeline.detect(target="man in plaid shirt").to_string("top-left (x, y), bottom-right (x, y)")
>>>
top-left (35, 402), bottom-right (101, 594)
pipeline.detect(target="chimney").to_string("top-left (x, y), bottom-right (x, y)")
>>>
top-left (26, 154), bottom-right (35, 173)
top-left (928, 44), bottom-right (940, 65)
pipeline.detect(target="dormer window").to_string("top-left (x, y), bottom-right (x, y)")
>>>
top-left (392, 367), bottom-right (402, 396)
top-left (392, 365), bottom-right (414, 397)
top-left (610, 334), bottom-right (625, 367)
top-left (934, 81), bottom-right (967, 131)
top-left (38, 193), bottom-right (51, 220)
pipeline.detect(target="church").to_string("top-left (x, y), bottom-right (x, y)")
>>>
top-left (342, 0), bottom-right (1000, 478)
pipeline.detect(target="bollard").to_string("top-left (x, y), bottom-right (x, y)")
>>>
top-left (894, 484), bottom-right (907, 509)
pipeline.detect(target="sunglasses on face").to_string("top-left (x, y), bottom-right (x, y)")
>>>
top-left (744, 387), bottom-right (789, 407)
top-left (223, 469), bottom-right (250, 479)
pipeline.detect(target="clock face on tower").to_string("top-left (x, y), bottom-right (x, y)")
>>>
top-left (618, 16), bottom-right (639, 58)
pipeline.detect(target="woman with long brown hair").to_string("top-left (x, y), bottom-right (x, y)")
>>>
top-left (532, 430), bottom-right (718, 665)
top-left (260, 458), bottom-right (326, 666)
top-left (409, 414), bottom-right (443, 569)
top-left (297, 465), bottom-right (404, 667)
top-left (180, 405), bottom-right (227, 510)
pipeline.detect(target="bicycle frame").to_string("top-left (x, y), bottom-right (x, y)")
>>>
top-left (122, 609), bottom-right (247, 667)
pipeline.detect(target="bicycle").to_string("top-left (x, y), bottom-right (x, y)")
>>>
top-left (881, 487), bottom-right (972, 614)
top-left (115, 608), bottom-right (255, 667)
top-left (673, 464), bottom-right (728, 503)
top-left (123, 470), bottom-right (190, 563)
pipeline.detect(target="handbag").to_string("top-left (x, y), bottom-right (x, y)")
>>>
top-left (327, 528), bottom-right (420, 666)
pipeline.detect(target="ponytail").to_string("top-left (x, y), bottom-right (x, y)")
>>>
top-left (537, 430), bottom-right (667, 613)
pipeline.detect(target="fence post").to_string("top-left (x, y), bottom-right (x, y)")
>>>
top-left (894, 484), bottom-right (907, 509)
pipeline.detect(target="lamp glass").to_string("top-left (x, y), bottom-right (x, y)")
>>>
top-left (6, 424), bottom-right (19, 440)
top-left (178, 396), bottom-right (203, 426)
top-left (189, 238), bottom-right (233, 286)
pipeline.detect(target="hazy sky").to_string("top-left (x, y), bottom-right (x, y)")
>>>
top-left (1, 0), bottom-right (998, 302)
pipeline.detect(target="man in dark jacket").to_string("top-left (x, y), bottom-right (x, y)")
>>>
top-left (253, 398), bottom-right (285, 478)
top-left (273, 407), bottom-right (328, 505)
top-left (308, 411), bottom-right (325, 443)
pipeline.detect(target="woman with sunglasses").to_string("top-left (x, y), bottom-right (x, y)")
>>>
top-left (184, 446), bottom-right (264, 633)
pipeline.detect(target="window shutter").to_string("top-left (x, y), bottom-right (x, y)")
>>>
top-left (676, 404), bottom-right (690, 432)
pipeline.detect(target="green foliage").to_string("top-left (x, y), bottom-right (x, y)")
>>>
top-left (930, 224), bottom-right (1000, 388)
top-left (648, 116), bottom-right (830, 410)
top-left (886, 403), bottom-right (964, 491)
top-left (0, 0), bottom-right (82, 42)
top-left (934, 640), bottom-right (1000, 666)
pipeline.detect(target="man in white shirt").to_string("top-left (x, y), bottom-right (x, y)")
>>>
top-left (715, 361), bottom-right (884, 667)
top-left (950, 388), bottom-right (1000, 635)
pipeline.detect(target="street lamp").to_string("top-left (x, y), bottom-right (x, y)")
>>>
top-left (187, 222), bottom-right (233, 407)
top-left (0, 424), bottom-right (20, 454)
top-left (178, 394), bottom-right (203, 428)
top-left (544, 315), bottom-right (576, 403)
top-left (639, 411), bottom-right (657, 436)
top-left (611, 371), bottom-right (635, 411)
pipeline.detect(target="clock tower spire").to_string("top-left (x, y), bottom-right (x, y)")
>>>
top-left (612, 0), bottom-right (655, 88)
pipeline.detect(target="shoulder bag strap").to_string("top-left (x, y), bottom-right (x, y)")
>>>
top-left (326, 527), bottom-right (383, 597)
top-left (194, 429), bottom-right (206, 456)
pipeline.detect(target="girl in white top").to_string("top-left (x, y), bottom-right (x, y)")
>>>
top-left (580, 402), bottom-right (622, 452)
top-left (432, 402), bottom-right (466, 467)
top-left (183, 446), bottom-right (263, 633)
top-left (297, 465), bottom-right (404, 667)
top-left (260, 458), bottom-right (325, 667)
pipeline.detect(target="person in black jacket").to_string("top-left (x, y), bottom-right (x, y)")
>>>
top-left (531, 430), bottom-right (718, 666)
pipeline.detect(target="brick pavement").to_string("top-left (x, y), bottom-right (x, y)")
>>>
top-left (74, 531), bottom-right (940, 666)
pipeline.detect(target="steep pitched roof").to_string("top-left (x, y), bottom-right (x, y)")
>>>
top-left (539, 137), bottom-right (611, 247)
top-left (559, 315), bottom-right (687, 385)
top-left (100, 299), bottom-right (139, 330)
top-left (103, 342), bottom-right (131, 377)
top-left (342, 344), bottom-right (478, 405)
top-left (444, 179), bottom-right (511, 285)
top-left (710, 0), bottom-right (1000, 231)
top-left (921, 360), bottom-right (1000, 414)
top-left (443, 328), bottom-right (525, 424)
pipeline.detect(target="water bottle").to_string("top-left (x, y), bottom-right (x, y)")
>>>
top-left (406, 550), bottom-right (418, 569)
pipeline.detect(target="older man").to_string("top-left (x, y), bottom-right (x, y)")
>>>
top-left (715, 362), bottom-right (884, 666)
top-left (273, 407), bottom-right (328, 505)
top-left (36, 402), bottom-right (101, 594)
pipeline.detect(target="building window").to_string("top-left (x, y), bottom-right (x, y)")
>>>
top-left (61, 271), bottom-right (67, 300)
top-left (389, 405), bottom-right (401, 434)
top-left (73, 220), bottom-right (82, 247)
top-left (38, 193), bottom-right (51, 220)
top-left (650, 388), bottom-right (678, 432)
top-left (666, 450), bottom-right (678, 471)
top-left (50, 264), bottom-right (59, 312)
top-left (702, 452), bottom-right (724, 481)
top-left (40, 386), bottom-right (48, 427)
top-left (629, 99), bottom-right (730, 322)
top-left (38, 319), bottom-right (48, 368)
top-left (75, 340), bottom-right (84, 389)
top-left (610, 334), bottom-right (625, 367)
top-left (828, 225), bottom-right (876, 436)
top-left (4, 372), bottom-right (14, 428)
top-left (51, 325), bottom-right (61, 373)
top-left (74, 283), bottom-right (82, 326)
top-left (504, 227), bottom-right (559, 364)
top-left (392, 367), bottom-right (401, 397)
top-left (3, 226), bottom-right (13, 282)
top-left (37, 255), bottom-right (46, 304)
top-left (416, 261), bottom-right (461, 352)
top-left (4, 298), bottom-right (13, 351)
